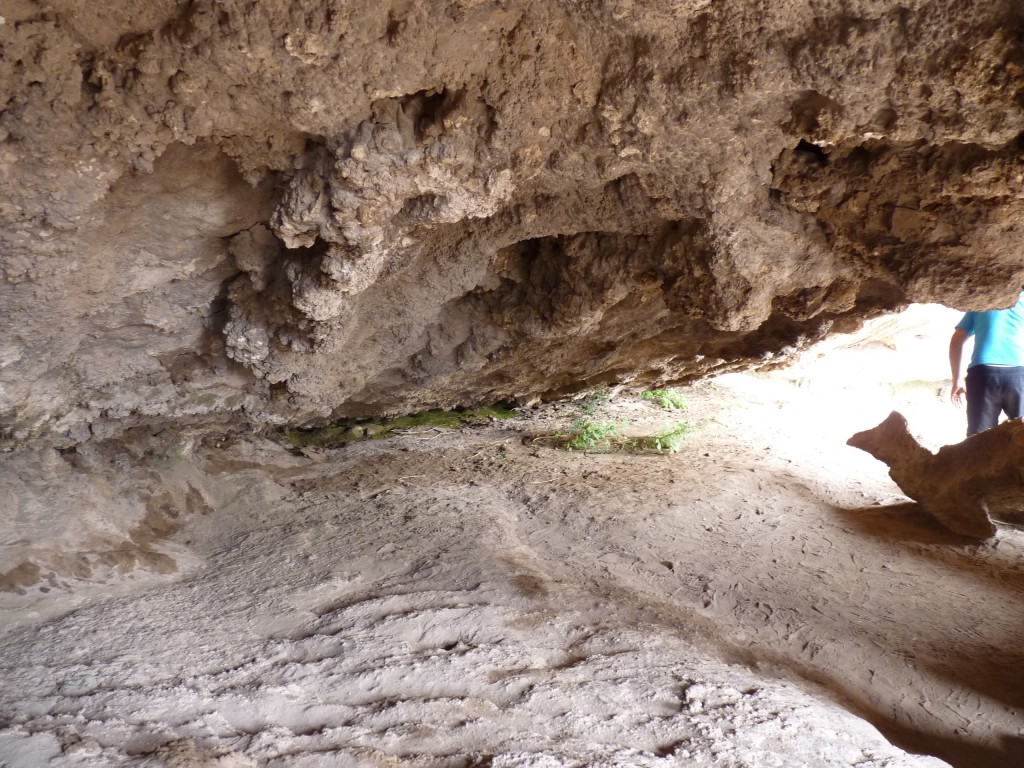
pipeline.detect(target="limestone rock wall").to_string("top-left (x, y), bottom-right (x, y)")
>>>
top-left (3, 0), bottom-right (1024, 442)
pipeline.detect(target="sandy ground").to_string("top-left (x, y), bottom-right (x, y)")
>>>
top-left (1, 305), bottom-right (1023, 768)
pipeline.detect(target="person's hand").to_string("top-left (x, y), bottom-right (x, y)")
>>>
top-left (951, 381), bottom-right (966, 407)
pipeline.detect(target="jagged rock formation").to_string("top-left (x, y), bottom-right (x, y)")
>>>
top-left (2, 0), bottom-right (1024, 445)
top-left (846, 410), bottom-right (1024, 538)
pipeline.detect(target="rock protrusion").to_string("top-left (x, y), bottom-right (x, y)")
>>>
top-left (845, 411), bottom-right (1024, 539)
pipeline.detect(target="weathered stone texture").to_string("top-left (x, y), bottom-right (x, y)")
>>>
top-left (2, 0), bottom-right (1024, 441)
top-left (847, 411), bottom-right (1024, 538)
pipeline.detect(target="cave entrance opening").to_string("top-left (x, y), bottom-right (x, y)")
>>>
top-left (752, 303), bottom-right (967, 451)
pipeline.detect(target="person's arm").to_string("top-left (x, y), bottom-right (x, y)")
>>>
top-left (949, 327), bottom-right (969, 407)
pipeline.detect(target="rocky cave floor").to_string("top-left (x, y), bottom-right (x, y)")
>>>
top-left (2, 306), bottom-right (1023, 768)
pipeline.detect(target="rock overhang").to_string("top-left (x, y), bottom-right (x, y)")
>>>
top-left (2, 0), bottom-right (1024, 445)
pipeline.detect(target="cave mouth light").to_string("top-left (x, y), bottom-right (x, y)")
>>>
top-left (751, 303), bottom-right (968, 450)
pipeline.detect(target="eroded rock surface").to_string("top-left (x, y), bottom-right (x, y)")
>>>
top-left (3, 0), bottom-right (1024, 445)
top-left (846, 411), bottom-right (1024, 538)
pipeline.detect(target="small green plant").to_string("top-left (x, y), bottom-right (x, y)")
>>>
top-left (641, 389), bottom-right (688, 411)
top-left (537, 386), bottom-right (691, 454)
top-left (625, 421), bottom-right (690, 453)
top-left (557, 419), bottom-right (689, 454)
top-left (563, 419), bottom-right (622, 451)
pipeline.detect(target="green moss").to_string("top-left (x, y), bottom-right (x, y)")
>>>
top-left (384, 410), bottom-right (464, 430)
top-left (285, 403), bottom-right (519, 449)
top-left (285, 424), bottom-right (354, 448)
top-left (468, 403), bottom-right (519, 420)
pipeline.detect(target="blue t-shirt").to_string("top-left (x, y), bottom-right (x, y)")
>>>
top-left (956, 292), bottom-right (1024, 368)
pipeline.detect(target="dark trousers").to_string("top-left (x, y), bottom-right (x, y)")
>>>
top-left (965, 365), bottom-right (1024, 436)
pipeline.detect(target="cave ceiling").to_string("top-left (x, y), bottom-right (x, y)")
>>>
top-left (2, 0), bottom-right (1024, 443)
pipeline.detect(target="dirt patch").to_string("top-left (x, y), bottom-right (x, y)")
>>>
top-left (0, 562), bottom-right (42, 594)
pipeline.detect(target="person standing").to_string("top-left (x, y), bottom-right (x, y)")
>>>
top-left (949, 289), bottom-right (1024, 436)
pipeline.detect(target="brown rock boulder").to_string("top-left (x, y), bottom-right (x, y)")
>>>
top-left (846, 411), bottom-right (1024, 539)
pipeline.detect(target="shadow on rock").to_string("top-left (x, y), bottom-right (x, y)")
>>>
top-left (863, 711), bottom-right (1024, 768)
top-left (832, 502), bottom-right (984, 545)
top-left (832, 502), bottom-right (1024, 597)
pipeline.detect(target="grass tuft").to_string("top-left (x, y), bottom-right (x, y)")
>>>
top-left (624, 421), bottom-right (690, 454)
top-left (640, 389), bottom-right (688, 411)
top-left (563, 419), bottom-right (623, 451)
top-left (558, 418), bottom-right (689, 454)
top-left (548, 385), bottom-right (692, 453)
